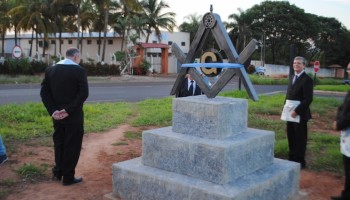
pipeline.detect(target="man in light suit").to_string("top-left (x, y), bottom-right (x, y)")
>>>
top-left (178, 74), bottom-right (202, 97)
top-left (285, 56), bottom-right (313, 169)
top-left (40, 47), bottom-right (89, 186)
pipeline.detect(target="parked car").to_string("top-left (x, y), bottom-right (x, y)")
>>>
top-left (254, 66), bottom-right (265, 75)
top-left (343, 79), bottom-right (350, 85)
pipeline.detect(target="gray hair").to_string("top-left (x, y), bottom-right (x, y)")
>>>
top-left (294, 56), bottom-right (307, 66)
top-left (66, 47), bottom-right (80, 57)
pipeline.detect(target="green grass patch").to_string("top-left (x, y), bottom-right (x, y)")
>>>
top-left (308, 133), bottom-right (342, 173)
top-left (0, 102), bottom-right (133, 140)
top-left (0, 75), bottom-right (43, 84)
top-left (314, 85), bottom-right (349, 92)
top-left (248, 75), bottom-right (342, 85)
top-left (84, 102), bottom-right (133, 132)
top-left (131, 97), bottom-right (172, 126)
top-left (124, 131), bottom-right (142, 140)
top-left (16, 163), bottom-right (47, 182)
top-left (248, 75), bottom-right (289, 85)
top-left (112, 141), bottom-right (129, 146)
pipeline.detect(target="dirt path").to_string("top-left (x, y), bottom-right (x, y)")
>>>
top-left (0, 124), bottom-right (345, 200)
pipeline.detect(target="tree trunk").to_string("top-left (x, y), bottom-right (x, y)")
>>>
top-left (102, 8), bottom-right (109, 62)
top-left (59, 31), bottom-right (62, 56)
top-left (29, 29), bottom-right (34, 57)
top-left (76, 3), bottom-right (81, 50)
top-left (1, 30), bottom-right (5, 57)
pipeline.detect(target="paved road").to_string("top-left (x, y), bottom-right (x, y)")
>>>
top-left (0, 76), bottom-right (343, 105)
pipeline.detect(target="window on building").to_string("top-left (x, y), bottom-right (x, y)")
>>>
top-left (152, 40), bottom-right (157, 44)
top-left (61, 40), bottom-right (64, 44)
top-left (108, 40), bottom-right (113, 45)
top-left (97, 40), bottom-right (101, 44)
top-left (87, 40), bottom-right (92, 45)
top-left (38, 41), bottom-right (48, 48)
top-left (181, 42), bottom-right (186, 46)
top-left (168, 41), bottom-right (173, 45)
top-left (51, 40), bottom-right (55, 44)
top-left (68, 40), bottom-right (73, 44)
top-left (28, 40), bottom-right (32, 44)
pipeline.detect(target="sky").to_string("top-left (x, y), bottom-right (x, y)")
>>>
top-left (167, 0), bottom-right (350, 30)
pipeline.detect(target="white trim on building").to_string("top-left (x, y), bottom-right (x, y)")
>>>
top-left (0, 31), bottom-right (190, 73)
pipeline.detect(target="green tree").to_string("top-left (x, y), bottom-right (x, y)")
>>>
top-left (178, 13), bottom-right (202, 44)
top-left (0, 0), bottom-right (11, 57)
top-left (78, 0), bottom-right (96, 55)
top-left (140, 0), bottom-right (176, 43)
top-left (8, 0), bottom-right (54, 57)
top-left (313, 16), bottom-right (350, 66)
top-left (227, 8), bottom-right (252, 53)
top-left (241, 1), bottom-right (318, 64)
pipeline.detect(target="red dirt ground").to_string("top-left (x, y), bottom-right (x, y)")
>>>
top-left (0, 124), bottom-right (344, 200)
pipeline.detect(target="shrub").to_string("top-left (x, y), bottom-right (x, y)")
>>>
top-left (81, 61), bottom-right (120, 76)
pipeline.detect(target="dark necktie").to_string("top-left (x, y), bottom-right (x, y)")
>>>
top-left (292, 75), bottom-right (298, 85)
top-left (188, 80), bottom-right (194, 96)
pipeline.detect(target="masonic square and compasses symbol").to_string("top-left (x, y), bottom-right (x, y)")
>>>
top-left (170, 5), bottom-right (259, 101)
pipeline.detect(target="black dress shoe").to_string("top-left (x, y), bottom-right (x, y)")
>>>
top-left (52, 174), bottom-right (62, 181)
top-left (62, 177), bottom-right (83, 186)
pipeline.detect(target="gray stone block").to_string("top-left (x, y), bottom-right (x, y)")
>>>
top-left (172, 96), bottom-right (248, 139)
top-left (142, 126), bottom-right (274, 184)
top-left (112, 158), bottom-right (300, 200)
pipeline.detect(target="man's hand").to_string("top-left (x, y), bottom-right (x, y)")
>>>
top-left (291, 110), bottom-right (298, 118)
top-left (52, 109), bottom-right (69, 120)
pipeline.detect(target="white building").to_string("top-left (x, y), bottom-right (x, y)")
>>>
top-left (0, 31), bottom-right (190, 74)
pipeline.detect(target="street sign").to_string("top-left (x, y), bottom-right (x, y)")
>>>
top-left (314, 60), bottom-right (320, 73)
top-left (12, 45), bottom-right (22, 58)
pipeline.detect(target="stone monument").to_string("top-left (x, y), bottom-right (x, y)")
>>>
top-left (109, 6), bottom-right (300, 200)
top-left (111, 96), bottom-right (300, 200)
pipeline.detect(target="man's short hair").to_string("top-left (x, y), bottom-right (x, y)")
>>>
top-left (66, 47), bottom-right (80, 57)
top-left (294, 56), bottom-right (307, 66)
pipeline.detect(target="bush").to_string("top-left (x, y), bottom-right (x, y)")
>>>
top-left (140, 59), bottom-right (151, 75)
top-left (0, 58), bottom-right (47, 75)
top-left (81, 61), bottom-right (120, 76)
top-left (0, 58), bottom-right (121, 76)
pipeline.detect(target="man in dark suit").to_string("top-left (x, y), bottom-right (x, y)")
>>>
top-left (285, 56), bottom-right (313, 169)
top-left (178, 74), bottom-right (202, 97)
top-left (40, 47), bottom-right (89, 186)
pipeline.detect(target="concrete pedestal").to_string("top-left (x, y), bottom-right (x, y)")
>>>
top-left (112, 96), bottom-right (300, 200)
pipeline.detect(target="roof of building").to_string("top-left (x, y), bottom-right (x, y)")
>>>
top-left (137, 43), bottom-right (169, 49)
top-left (5, 32), bottom-right (121, 39)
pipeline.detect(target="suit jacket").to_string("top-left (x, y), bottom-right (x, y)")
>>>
top-left (336, 91), bottom-right (350, 130)
top-left (285, 72), bottom-right (313, 121)
top-left (178, 77), bottom-right (202, 97)
top-left (40, 59), bottom-right (89, 121)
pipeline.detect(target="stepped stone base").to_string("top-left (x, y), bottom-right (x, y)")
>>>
top-left (142, 126), bottom-right (274, 184)
top-left (112, 158), bottom-right (300, 200)
top-left (111, 96), bottom-right (300, 200)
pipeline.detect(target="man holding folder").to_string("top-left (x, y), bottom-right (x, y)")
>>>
top-left (282, 56), bottom-right (313, 169)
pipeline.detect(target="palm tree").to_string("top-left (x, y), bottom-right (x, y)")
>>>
top-left (140, 0), bottom-right (176, 43)
top-left (78, 0), bottom-right (95, 55)
top-left (0, 0), bottom-right (11, 57)
top-left (8, 0), bottom-right (53, 57)
top-left (178, 13), bottom-right (202, 43)
top-left (227, 8), bottom-right (252, 52)
top-left (7, 0), bottom-right (25, 46)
